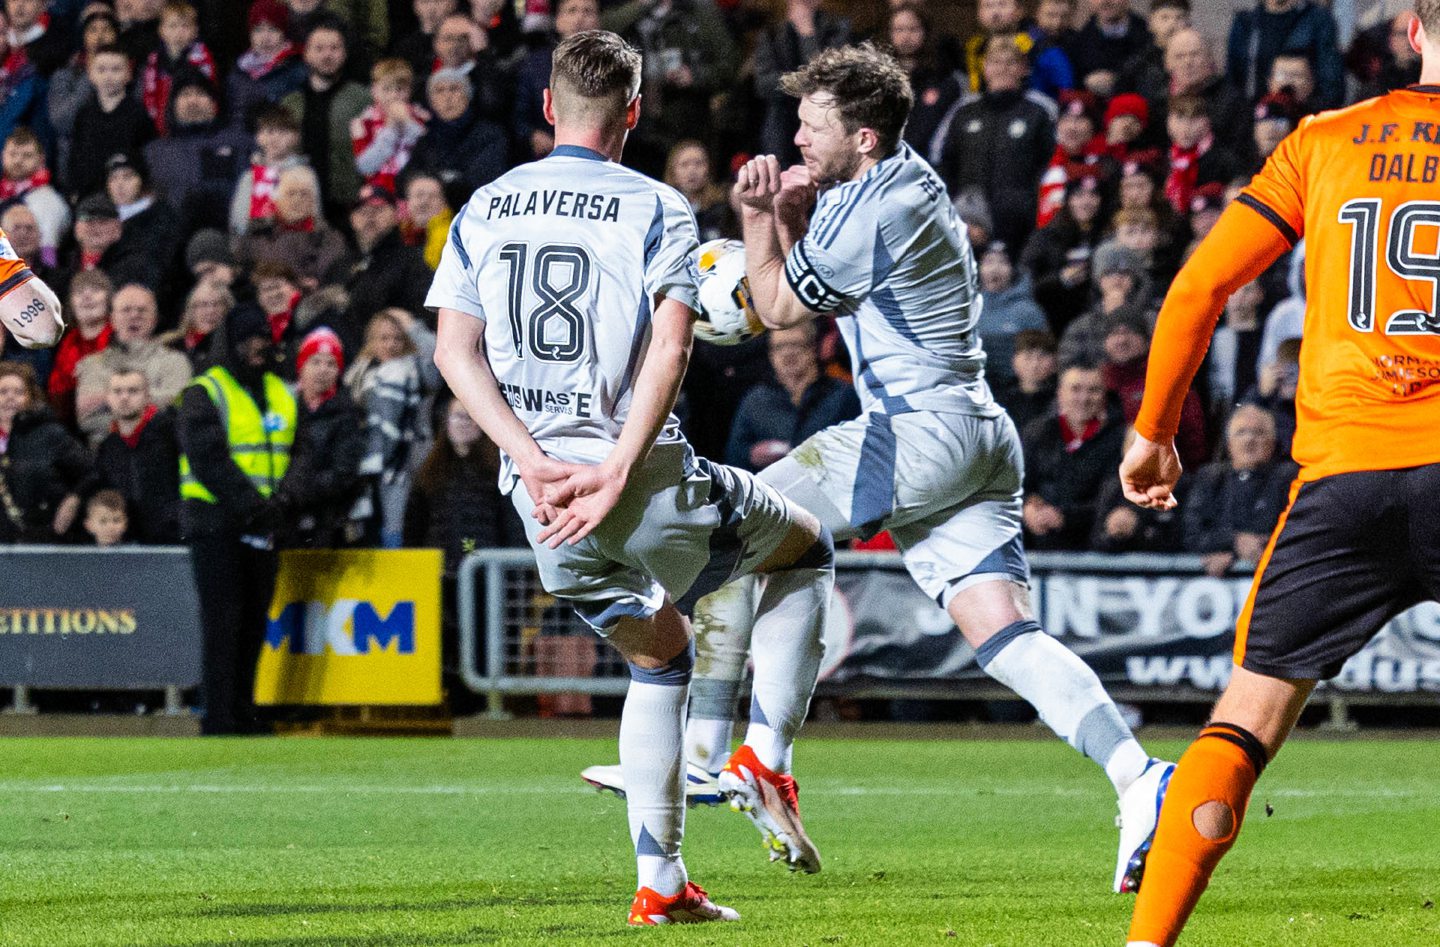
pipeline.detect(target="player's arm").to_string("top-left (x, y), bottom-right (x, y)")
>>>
top-left (736, 155), bottom-right (820, 330)
top-left (0, 253), bottom-right (64, 349)
top-left (536, 296), bottom-right (696, 548)
top-left (432, 309), bottom-right (579, 505)
top-left (433, 309), bottom-right (543, 471)
top-left (1120, 204), bottom-right (1292, 508)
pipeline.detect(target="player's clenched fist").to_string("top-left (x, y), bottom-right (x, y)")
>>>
top-left (733, 155), bottom-right (783, 211)
top-left (0, 270), bottom-right (64, 349)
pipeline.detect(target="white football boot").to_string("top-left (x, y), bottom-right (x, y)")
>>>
top-left (1115, 758), bottom-right (1177, 893)
top-left (581, 762), bottom-right (725, 807)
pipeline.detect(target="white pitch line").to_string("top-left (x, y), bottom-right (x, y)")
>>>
top-left (0, 783), bottom-right (1424, 800)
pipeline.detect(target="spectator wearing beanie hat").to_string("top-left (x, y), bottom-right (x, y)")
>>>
top-left (1102, 92), bottom-right (1156, 165)
top-left (104, 152), bottom-right (182, 294)
top-left (1058, 240), bottom-right (1152, 368)
top-left (1100, 306), bottom-right (1208, 467)
top-left (185, 228), bottom-right (238, 288)
top-left (145, 71), bottom-right (253, 235)
top-left (178, 301), bottom-right (297, 734)
top-left (275, 326), bottom-right (366, 548)
top-left (1021, 169), bottom-right (1106, 332)
top-left (1248, 91), bottom-right (1298, 172)
top-left (226, 0), bottom-right (306, 129)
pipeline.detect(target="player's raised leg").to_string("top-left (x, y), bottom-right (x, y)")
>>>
top-left (717, 503), bottom-right (832, 873)
top-left (1127, 667), bottom-right (1312, 946)
top-left (942, 572), bottom-right (1170, 891)
top-left (0, 230), bottom-right (63, 349)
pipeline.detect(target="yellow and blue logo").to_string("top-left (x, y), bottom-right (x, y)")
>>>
top-left (254, 549), bottom-right (442, 706)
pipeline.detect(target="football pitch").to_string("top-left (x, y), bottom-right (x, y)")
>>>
top-left (1, 736), bottom-right (1436, 946)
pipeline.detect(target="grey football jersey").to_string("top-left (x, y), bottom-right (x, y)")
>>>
top-left (426, 145), bottom-right (700, 488)
top-left (784, 142), bottom-right (1000, 418)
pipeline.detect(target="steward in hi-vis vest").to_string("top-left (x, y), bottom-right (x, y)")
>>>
top-left (175, 304), bottom-right (296, 736)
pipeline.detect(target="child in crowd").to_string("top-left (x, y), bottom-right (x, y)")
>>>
top-left (141, 0), bottom-right (216, 134)
top-left (230, 106), bottom-right (306, 235)
top-left (83, 489), bottom-right (129, 546)
top-left (351, 59), bottom-right (428, 192)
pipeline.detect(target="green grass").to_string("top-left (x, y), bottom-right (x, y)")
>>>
top-left (0, 737), bottom-right (1436, 946)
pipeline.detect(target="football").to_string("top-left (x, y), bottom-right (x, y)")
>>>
top-left (692, 238), bottom-right (765, 346)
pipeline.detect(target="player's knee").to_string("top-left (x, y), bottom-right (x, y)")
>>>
top-left (627, 638), bottom-right (695, 686)
top-left (788, 523), bottom-right (833, 571)
top-left (1191, 800), bottom-right (1236, 841)
top-left (755, 511), bottom-right (832, 575)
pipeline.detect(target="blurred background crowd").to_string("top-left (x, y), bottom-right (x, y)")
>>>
top-left (0, 0), bottom-right (1408, 582)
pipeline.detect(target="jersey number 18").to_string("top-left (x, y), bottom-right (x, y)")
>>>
top-left (498, 242), bottom-right (595, 362)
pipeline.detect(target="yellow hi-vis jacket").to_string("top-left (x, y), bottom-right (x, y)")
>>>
top-left (178, 366), bottom-right (296, 504)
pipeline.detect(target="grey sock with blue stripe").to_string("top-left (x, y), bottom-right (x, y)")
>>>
top-left (976, 620), bottom-right (1150, 796)
top-left (622, 641), bottom-right (693, 895)
top-left (743, 527), bottom-right (834, 774)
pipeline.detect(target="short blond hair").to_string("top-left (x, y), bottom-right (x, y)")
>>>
top-left (371, 57), bottom-right (414, 88)
top-left (550, 30), bottom-right (641, 124)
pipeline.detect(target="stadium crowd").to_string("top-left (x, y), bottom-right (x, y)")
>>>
top-left (0, 0), bottom-right (1409, 576)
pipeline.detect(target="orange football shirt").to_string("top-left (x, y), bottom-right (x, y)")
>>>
top-left (1137, 86), bottom-right (1440, 480)
top-left (0, 227), bottom-right (32, 299)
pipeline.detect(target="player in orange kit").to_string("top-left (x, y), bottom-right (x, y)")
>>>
top-left (1118, 6), bottom-right (1440, 945)
top-left (0, 227), bottom-right (63, 348)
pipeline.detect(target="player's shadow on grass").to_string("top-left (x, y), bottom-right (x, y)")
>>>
top-left (197, 892), bottom-right (615, 919)
top-left (168, 933), bottom-right (500, 947)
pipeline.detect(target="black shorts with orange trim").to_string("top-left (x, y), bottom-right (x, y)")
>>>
top-left (1235, 464), bottom-right (1440, 680)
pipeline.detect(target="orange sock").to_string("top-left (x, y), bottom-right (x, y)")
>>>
top-left (1127, 722), bottom-right (1268, 946)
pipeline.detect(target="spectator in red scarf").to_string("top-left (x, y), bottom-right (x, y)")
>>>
top-left (1020, 361), bottom-right (1126, 550)
top-left (46, 270), bottom-right (114, 427)
top-left (141, 1), bottom-right (216, 135)
top-left (350, 57), bottom-right (427, 191)
top-left (1161, 94), bottom-right (1241, 217)
top-left (5, 0), bottom-right (70, 77)
top-left (92, 364), bottom-right (181, 542)
top-left (234, 164), bottom-right (349, 289)
top-left (252, 259), bottom-right (304, 375)
top-left (0, 127), bottom-right (68, 262)
top-left (228, 104), bottom-right (305, 235)
top-left (226, 0), bottom-right (305, 128)
top-left (160, 277), bottom-right (232, 372)
top-left (398, 171), bottom-right (452, 269)
top-left (0, 11), bottom-right (44, 151)
top-left (1100, 308), bottom-right (1207, 467)
top-left (1036, 90), bottom-right (1105, 229)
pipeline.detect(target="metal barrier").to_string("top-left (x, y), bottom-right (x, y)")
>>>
top-left (456, 548), bottom-right (1440, 722)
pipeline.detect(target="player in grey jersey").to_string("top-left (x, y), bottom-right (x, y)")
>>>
top-left (428, 31), bottom-right (833, 925)
top-left (683, 44), bottom-right (1170, 894)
